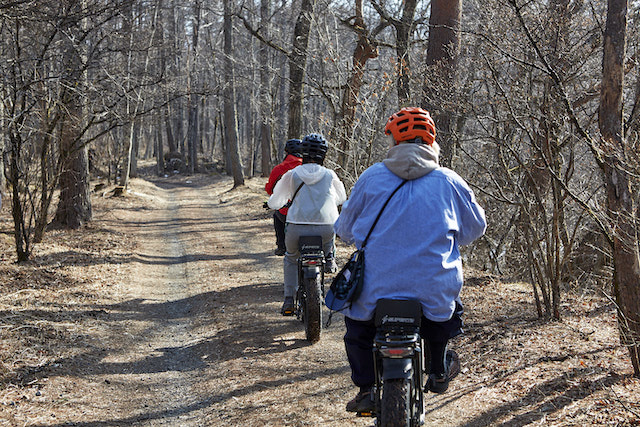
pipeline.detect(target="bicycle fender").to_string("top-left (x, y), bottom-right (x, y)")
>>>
top-left (382, 358), bottom-right (413, 380)
top-left (303, 267), bottom-right (321, 279)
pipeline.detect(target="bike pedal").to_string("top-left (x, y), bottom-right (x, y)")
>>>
top-left (356, 411), bottom-right (375, 418)
top-left (282, 310), bottom-right (295, 316)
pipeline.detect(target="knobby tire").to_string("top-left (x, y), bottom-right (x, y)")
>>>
top-left (303, 275), bottom-right (322, 343)
top-left (380, 378), bottom-right (411, 427)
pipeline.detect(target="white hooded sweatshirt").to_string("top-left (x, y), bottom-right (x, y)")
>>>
top-left (268, 163), bottom-right (346, 225)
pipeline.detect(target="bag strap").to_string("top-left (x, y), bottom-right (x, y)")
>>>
top-left (284, 182), bottom-right (304, 209)
top-left (325, 179), bottom-right (407, 328)
top-left (362, 180), bottom-right (407, 248)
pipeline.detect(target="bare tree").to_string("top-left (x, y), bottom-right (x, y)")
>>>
top-left (223, 0), bottom-right (245, 188)
top-left (287, 0), bottom-right (315, 139)
top-left (52, 1), bottom-right (92, 229)
top-left (334, 0), bottom-right (381, 174)
top-left (122, 1), bottom-right (161, 189)
top-left (187, 0), bottom-right (202, 174)
top-left (599, 0), bottom-right (640, 376)
top-left (370, 0), bottom-right (418, 105)
top-left (422, 0), bottom-right (462, 167)
top-left (259, 0), bottom-right (272, 177)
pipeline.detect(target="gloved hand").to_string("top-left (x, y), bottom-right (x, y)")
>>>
top-left (263, 201), bottom-right (270, 210)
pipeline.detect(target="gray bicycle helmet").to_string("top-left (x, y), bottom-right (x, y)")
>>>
top-left (285, 138), bottom-right (302, 157)
top-left (301, 133), bottom-right (328, 163)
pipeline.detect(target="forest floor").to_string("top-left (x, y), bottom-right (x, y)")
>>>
top-left (1, 166), bottom-right (639, 426)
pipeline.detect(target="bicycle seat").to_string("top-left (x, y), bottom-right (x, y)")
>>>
top-left (298, 236), bottom-right (323, 254)
top-left (374, 299), bottom-right (422, 329)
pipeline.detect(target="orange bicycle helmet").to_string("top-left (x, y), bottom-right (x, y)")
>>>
top-left (384, 107), bottom-right (436, 145)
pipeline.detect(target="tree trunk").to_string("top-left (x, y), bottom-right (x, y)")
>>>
top-left (422, 0), bottom-right (461, 167)
top-left (54, 137), bottom-right (92, 229)
top-left (599, 0), bottom-right (639, 376)
top-left (53, 0), bottom-right (92, 229)
top-left (156, 112), bottom-right (165, 176)
top-left (259, 0), bottom-right (272, 177)
top-left (187, 1), bottom-right (201, 174)
top-left (8, 132), bottom-right (30, 262)
top-left (335, 0), bottom-right (378, 175)
top-left (395, 0), bottom-right (418, 105)
top-left (223, 0), bottom-right (245, 188)
top-left (129, 119), bottom-right (140, 178)
top-left (165, 101), bottom-right (177, 153)
top-left (167, 0), bottom-right (185, 155)
top-left (54, 82), bottom-right (92, 228)
top-left (287, 0), bottom-right (315, 139)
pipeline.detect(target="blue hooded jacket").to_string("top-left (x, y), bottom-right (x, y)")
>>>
top-left (334, 143), bottom-right (486, 322)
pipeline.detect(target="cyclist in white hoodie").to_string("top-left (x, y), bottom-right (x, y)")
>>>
top-left (268, 133), bottom-right (347, 315)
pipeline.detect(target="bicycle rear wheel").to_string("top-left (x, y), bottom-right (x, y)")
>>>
top-left (380, 378), bottom-right (411, 427)
top-left (303, 275), bottom-right (322, 343)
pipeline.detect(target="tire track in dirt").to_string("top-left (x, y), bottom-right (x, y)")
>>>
top-left (6, 173), bottom-right (638, 426)
top-left (116, 176), bottom-right (371, 427)
top-left (25, 174), bottom-right (372, 426)
top-left (93, 180), bottom-right (213, 426)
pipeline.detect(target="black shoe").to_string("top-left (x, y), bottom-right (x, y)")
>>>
top-left (446, 349), bottom-right (460, 380)
top-left (281, 297), bottom-right (295, 316)
top-left (345, 387), bottom-right (374, 413)
top-left (426, 373), bottom-right (449, 393)
top-left (274, 247), bottom-right (286, 256)
top-left (426, 349), bottom-right (460, 394)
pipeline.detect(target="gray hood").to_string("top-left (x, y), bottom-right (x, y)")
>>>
top-left (382, 142), bottom-right (440, 180)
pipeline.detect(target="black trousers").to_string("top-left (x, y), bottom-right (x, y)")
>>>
top-left (273, 211), bottom-right (286, 250)
top-left (344, 302), bottom-right (464, 388)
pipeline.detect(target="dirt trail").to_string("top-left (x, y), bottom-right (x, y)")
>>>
top-left (46, 174), bottom-right (372, 427)
top-left (2, 172), bottom-right (638, 426)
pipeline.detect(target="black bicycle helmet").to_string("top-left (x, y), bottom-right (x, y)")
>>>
top-left (301, 133), bottom-right (328, 163)
top-left (285, 138), bottom-right (302, 157)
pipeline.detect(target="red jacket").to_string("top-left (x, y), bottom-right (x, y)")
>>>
top-left (265, 154), bottom-right (303, 215)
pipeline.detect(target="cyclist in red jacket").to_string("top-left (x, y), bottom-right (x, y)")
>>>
top-left (265, 139), bottom-right (303, 256)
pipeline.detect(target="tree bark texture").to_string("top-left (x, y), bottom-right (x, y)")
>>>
top-left (9, 132), bottom-right (30, 262)
top-left (395, 0), bottom-right (418, 105)
top-left (53, 0), bottom-right (92, 229)
top-left (335, 0), bottom-right (378, 175)
top-left (422, 0), bottom-right (461, 167)
top-left (187, 1), bottom-right (201, 174)
top-left (287, 0), bottom-right (315, 139)
top-left (260, 0), bottom-right (272, 177)
top-left (223, 0), bottom-right (245, 188)
top-left (155, 112), bottom-right (165, 176)
top-left (599, 0), bottom-right (639, 376)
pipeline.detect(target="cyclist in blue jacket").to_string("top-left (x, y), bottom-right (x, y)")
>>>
top-left (334, 107), bottom-right (487, 412)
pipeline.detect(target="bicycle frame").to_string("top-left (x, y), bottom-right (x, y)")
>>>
top-left (372, 298), bottom-right (425, 426)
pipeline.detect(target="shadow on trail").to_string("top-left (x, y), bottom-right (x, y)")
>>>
top-left (28, 219), bottom-right (273, 269)
top-left (15, 276), bottom-right (351, 427)
top-left (7, 282), bottom-right (327, 381)
top-left (28, 399), bottom-right (217, 427)
top-left (30, 365), bottom-right (350, 427)
top-left (143, 176), bottom-right (222, 191)
top-left (452, 368), bottom-right (626, 427)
